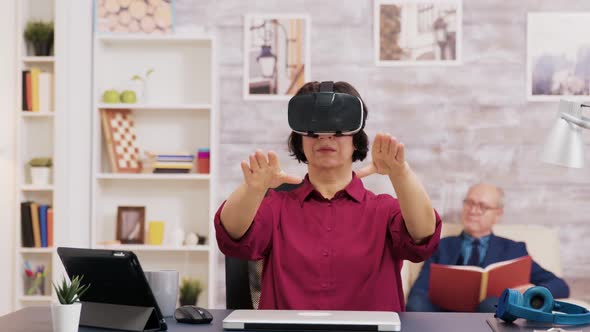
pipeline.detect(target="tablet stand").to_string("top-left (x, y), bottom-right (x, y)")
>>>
top-left (80, 302), bottom-right (162, 332)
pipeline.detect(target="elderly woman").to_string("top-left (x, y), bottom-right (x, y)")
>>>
top-left (215, 81), bottom-right (441, 311)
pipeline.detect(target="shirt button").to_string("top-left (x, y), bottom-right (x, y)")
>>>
top-left (321, 283), bottom-right (328, 288)
top-left (326, 227), bottom-right (332, 232)
top-left (328, 203), bottom-right (332, 207)
top-left (322, 250), bottom-right (329, 256)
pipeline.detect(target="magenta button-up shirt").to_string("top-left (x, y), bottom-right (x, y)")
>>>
top-left (215, 174), bottom-right (442, 311)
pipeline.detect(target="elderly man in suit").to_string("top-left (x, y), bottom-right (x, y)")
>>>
top-left (406, 182), bottom-right (569, 312)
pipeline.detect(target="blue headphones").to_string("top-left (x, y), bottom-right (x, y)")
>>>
top-left (496, 286), bottom-right (590, 326)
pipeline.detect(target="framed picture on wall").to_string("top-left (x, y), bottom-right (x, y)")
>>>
top-left (243, 14), bottom-right (311, 100)
top-left (374, 0), bottom-right (462, 66)
top-left (94, 0), bottom-right (175, 34)
top-left (116, 206), bottom-right (146, 244)
top-left (527, 13), bottom-right (590, 101)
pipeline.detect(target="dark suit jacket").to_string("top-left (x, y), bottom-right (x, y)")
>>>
top-left (408, 233), bottom-right (570, 305)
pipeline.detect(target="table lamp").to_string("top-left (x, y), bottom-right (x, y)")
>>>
top-left (542, 100), bottom-right (590, 168)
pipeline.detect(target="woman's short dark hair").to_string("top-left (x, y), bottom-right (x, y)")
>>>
top-left (288, 81), bottom-right (369, 163)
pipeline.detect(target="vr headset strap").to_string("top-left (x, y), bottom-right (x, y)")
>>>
top-left (319, 81), bottom-right (334, 92)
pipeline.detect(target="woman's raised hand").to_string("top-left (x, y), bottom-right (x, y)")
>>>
top-left (241, 150), bottom-right (302, 192)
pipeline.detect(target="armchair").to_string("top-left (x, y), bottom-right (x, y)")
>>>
top-left (401, 223), bottom-right (589, 309)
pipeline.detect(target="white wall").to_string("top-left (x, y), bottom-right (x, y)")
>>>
top-left (0, 0), bottom-right (17, 317)
top-left (173, 0), bottom-right (590, 305)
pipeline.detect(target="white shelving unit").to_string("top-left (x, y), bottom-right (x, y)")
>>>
top-left (91, 33), bottom-right (219, 308)
top-left (96, 173), bottom-right (210, 181)
top-left (13, 0), bottom-right (59, 310)
top-left (96, 103), bottom-right (212, 110)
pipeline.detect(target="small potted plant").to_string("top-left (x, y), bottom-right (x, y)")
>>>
top-left (178, 277), bottom-right (203, 306)
top-left (51, 275), bottom-right (90, 332)
top-left (28, 157), bottom-right (52, 185)
top-left (24, 20), bottom-right (54, 56)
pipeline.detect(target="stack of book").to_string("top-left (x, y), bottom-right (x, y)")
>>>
top-left (147, 152), bottom-right (195, 174)
top-left (21, 202), bottom-right (53, 248)
top-left (22, 67), bottom-right (53, 113)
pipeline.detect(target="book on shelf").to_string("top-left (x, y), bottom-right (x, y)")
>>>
top-left (153, 168), bottom-right (191, 174)
top-left (39, 205), bottom-right (49, 248)
top-left (30, 202), bottom-right (41, 247)
top-left (31, 68), bottom-right (39, 112)
top-left (20, 202), bottom-right (34, 247)
top-left (428, 255), bottom-right (532, 312)
top-left (38, 72), bottom-right (53, 113)
top-left (47, 208), bottom-right (53, 247)
top-left (22, 70), bottom-right (30, 111)
top-left (152, 162), bottom-right (193, 169)
top-left (156, 155), bottom-right (194, 162)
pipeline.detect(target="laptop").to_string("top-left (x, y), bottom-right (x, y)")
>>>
top-left (223, 310), bottom-right (401, 331)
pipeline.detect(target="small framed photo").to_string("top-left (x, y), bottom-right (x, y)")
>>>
top-left (527, 13), bottom-right (590, 101)
top-left (243, 14), bottom-right (311, 100)
top-left (94, 0), bottom-right (175, 35)
top-left (374, 0), bottom-right (462, 66)
top-left (116, 206), bottom-right (146, 244)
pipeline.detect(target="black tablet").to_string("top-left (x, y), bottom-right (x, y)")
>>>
top-left (57, 247), bottom-right (167, 331)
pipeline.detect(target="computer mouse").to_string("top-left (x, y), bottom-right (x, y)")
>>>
top-left (174, 305), bottom-right (213, 324)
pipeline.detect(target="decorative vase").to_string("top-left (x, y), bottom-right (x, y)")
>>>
top-left (51, 302), bottom-right (82, 332)
top-left (32, 39), bottom-right (53, 56)
top-left (30, 167), bottom-right (51, 185)
top-left (142, 79), bottom-right (152, 103)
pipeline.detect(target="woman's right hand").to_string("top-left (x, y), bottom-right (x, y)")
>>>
top-left (241, 150), bottom-right (302, 192)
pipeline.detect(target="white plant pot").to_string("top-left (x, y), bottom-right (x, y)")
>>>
top-left (51, 302), bottom-right (82, 332)
top-left (30, 167), bottom-right (51, 185)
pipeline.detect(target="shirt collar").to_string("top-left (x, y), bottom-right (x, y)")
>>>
top-left (461, 231), bottom-right (492, 246)
top-left (294, 172), bottom-right (365, 206)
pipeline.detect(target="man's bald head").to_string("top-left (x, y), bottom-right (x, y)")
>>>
top-left (462, 182), bottom-right (504, 238)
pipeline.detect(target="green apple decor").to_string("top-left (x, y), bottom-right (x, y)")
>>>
top-left (121, 90), bottom-right (137, 103)
top-left (102, 90), bottom-right (121, 103)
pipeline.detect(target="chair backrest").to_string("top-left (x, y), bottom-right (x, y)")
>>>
top-left (224, 256), bottom-right (255, 309)
top-left (401, 223), bottom-right (564, 299)
top-left (224, 182), bottom-right (303, 309)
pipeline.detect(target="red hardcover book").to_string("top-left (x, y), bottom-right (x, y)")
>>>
top-left (429, 255), bottom-right (532, 312)
top-left (26, 71), bottom-right (32, 111)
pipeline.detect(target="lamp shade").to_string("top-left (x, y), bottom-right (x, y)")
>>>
top-left (257, 45), bottom-right (276, 78)
top-left (541, 116), bottom-right (585, 168)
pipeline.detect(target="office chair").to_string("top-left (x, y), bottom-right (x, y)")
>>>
top-left (224, 182), bottom-right (303, 309)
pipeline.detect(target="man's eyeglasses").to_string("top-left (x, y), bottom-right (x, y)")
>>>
top-left (463, 199), bottom-right (500, 213)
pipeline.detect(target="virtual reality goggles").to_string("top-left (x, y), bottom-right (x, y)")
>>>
top-left (288, 81), bottom-right (365, 137)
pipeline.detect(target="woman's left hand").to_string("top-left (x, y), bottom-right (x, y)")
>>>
top-left (356, 133), bottom-right (409, 179)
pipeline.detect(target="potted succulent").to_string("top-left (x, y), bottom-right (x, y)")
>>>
top-left (28, 157), bottom-right (52, 185)
top-left (178, 277), bottom-right (203, 306)
top-left (24, 20), bottom-right (54, 56)
top-left (51, 275), bottom-right (90, 332)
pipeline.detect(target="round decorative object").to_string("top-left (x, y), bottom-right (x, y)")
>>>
top-left (184, 232), bottom-right (198, 246)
